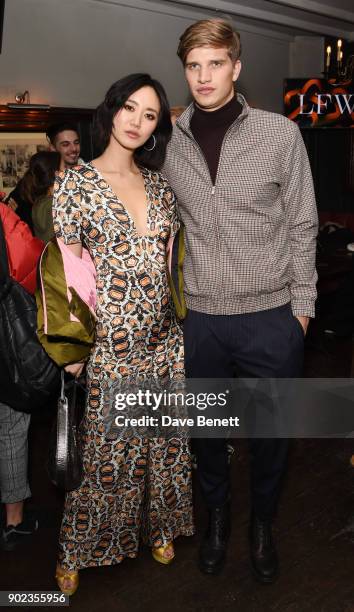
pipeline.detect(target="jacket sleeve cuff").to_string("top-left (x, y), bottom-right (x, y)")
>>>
top-left (291, 301), bottom-right (316, 318)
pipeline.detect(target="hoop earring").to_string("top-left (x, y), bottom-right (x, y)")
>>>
top-left (144, 134), bottom-right (156, 151)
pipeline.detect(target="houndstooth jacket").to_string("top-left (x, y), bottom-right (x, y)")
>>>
top-left (162, 93), bottom-right (318, 317)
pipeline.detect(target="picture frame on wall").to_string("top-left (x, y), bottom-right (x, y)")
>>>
top-left (0, 132), bottom-right (48, 195)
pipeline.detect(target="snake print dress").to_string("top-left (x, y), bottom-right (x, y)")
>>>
top-left (52, 163), bottom-right (194, 570)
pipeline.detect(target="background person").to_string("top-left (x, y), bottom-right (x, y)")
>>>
top-left (170, 105), bottom-right (186, 125)
top-left (0, 202), bottom-right (44, 551)
top-left (20, 151), bottom-right (61, 242)
top-left (46, 122), bottom-right (82, 171)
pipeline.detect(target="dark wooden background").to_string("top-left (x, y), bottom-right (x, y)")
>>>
top-left (1, 105), bottom-right (353, 214)
top-left (0, 105), bottom-right (96, 161)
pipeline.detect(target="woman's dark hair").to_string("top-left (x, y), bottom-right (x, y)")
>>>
top-left (94, 73), bottom-right (172, 170)
top-left (20, 151), bottom-right (61, 206)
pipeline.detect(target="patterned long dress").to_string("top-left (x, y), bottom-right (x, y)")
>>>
top-left (52, 163), bottom-right (194, 570)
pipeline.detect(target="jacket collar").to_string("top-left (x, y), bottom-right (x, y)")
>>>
top-left (175, 92), bottom-right (249, 139)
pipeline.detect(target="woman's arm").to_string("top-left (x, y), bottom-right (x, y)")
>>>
top-left (63, 240), bottom-right (84, 376)
top-left (52, 170), bottom-right (85, 375)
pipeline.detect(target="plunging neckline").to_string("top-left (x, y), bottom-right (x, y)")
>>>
top-left (88, 161), bottom-right (152, 238)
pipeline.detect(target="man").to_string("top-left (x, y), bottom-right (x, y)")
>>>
top-left (162, 19), bottom-right (318, 582)
top-left (46, 122), bottom-right (81, 170)
top-left (5, 123), bottom-right (81, 225)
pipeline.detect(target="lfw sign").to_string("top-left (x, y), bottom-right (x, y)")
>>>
top-left (284, 78), bottom-right (354, 128)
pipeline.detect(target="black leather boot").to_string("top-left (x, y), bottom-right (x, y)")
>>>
top-left (198, 504), bottom-right (231, 575)
top-left (250, 515), bottom-right (278, 583)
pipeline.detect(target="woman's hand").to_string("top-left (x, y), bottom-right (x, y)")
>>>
top-left (64, 362), bottom-right (85, 378)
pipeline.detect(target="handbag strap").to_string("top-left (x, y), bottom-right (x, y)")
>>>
top-left (61, 370), bottom-right (80, 408)
top-left (60, 370), bottom-right (66, 401)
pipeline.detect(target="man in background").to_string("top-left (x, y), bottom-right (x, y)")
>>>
top-left (6, 122), bottom-right (82, 222)
top-left (46, 122), bottom-right (81, 171)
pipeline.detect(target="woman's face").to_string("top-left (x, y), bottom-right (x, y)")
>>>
top-left (111, 85), bottom-right (160, 151)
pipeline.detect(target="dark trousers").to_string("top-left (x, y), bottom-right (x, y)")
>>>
top-left (183, 303), bottom-right (304, 520)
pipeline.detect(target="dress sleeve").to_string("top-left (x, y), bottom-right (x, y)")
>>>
top-left (52, 169), bottom-right (83, 244)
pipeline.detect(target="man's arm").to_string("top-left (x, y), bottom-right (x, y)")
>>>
top-left (281, 123), bottom-right (318, 331)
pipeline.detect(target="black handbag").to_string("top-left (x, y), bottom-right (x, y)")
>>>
top-left (47, 371), bottom-right (84, 491)
top-left (0, 217), bottom-right (61, 413)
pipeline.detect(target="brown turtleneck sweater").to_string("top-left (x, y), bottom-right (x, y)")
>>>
top-left (190, 95), bottom-right (242, 184)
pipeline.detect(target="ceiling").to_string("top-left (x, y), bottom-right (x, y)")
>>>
top-left (158, 0), bottom-right (354, 39)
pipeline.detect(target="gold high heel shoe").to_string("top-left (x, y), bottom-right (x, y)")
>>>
top-left (152, 542), bottom-right (175, 565)
top-left (55, 566), bottom-right (79, 596)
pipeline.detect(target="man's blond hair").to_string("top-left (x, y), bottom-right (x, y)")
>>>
top-left (177, 18), bottom-right (241, 65)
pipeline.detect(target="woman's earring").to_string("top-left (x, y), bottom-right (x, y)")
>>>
top-left (144, 134), bottom-right (156, 151)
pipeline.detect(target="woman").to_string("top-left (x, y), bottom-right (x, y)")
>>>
top-left (20, 151), bottom-right (60, 242)
top-left (53, 74), bottom-right (194, 595)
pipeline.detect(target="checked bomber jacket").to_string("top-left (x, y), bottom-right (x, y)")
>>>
top-left (162, 93), bottom-right (318, 318)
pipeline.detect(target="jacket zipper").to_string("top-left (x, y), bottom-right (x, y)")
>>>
top-left (182, 127), bottom-right (238, 312)
top-left (211, 125), bottom-right (236, 313)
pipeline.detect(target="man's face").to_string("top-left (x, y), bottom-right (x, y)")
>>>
top-left (184, 46), bottom-right (241, 112)
top-left (52, 130), bottom-right (80, 168)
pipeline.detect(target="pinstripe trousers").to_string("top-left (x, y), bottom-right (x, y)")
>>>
top-left (0, 402), bottom-right (31, 504)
